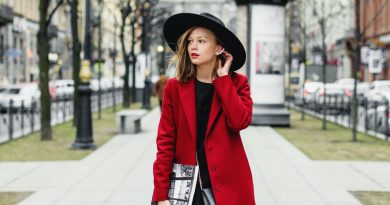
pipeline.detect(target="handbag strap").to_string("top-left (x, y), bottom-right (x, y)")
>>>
top-left (195, 153), bottom-right (204, 190)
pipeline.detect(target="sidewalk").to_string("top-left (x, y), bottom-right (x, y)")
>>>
top-left (0, 108), bottom-right (390, 204)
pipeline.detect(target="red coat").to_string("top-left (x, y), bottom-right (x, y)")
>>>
top-left (152, 73), bottom-right (255, 204)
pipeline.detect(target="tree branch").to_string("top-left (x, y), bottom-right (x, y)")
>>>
top-left (45, 0), bottom-right (64, 28)
top-left (362, 1), bottom-right (388, 35)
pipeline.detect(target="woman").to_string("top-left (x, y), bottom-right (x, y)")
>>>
top-left (152, 12), bottom-right (255, 205)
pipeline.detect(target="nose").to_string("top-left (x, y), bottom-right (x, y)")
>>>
top-left (189, 42), bottom-right (198, 50)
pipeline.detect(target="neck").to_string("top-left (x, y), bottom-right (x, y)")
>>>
top-left (196, 62), bottom-right (215, 83)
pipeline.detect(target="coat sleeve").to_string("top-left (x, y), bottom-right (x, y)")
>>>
top-left (212, 74), bottom-right (253, 132)
top-left (152, 79), bottom-right (176, 202)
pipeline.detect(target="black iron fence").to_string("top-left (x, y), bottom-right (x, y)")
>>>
top-left (287, 94), bottom-right (390, 140)
top-left (0, 88), bottom-right (123, 144)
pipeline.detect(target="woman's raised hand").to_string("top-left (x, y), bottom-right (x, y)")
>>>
top-left (217, 51), bottom-right (233, 77)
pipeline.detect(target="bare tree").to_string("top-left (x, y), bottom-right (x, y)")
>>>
top-left (119, 0), bottom-right (160, 107)
top-left (289, 0), bottom-right (309, 121)
top-left (119, 0), bottom-right (133, 108)
top-left (309, 0), bottom-right (346, 130)
top-left (351, 0), bottom-right (388, 141)
top-left (37, 0), bottom-right (64, 141)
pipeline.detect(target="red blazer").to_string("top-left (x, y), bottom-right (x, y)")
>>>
top-left (152, 73), bottom-right (255, 204)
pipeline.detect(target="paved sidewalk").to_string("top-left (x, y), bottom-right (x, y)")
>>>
top-left (0, 108), bottom-right (390, 204)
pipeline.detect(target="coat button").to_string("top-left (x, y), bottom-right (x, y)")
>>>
top-left (215, 185), bottom-right (221, 191)
top-left (211, 166), bottom-right (216, 171)
top-left (207, 146), bottom-right (213, 151)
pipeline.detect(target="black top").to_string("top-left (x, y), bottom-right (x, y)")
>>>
top-left (195, 79), bottom-right (214, 189)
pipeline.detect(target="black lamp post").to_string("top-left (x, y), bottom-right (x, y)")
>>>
top-left (72, 60), bottom-right (96, 149)
top-left (83, 0), bottom-right (93, 61)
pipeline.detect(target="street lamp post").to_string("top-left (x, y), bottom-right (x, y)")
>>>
top-left (83, 0), bottom-right (93, 60)
top-left (72, 60), bottom-right (96, 150)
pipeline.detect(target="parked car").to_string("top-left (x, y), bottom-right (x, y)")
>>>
top-left (365, 101), bottom-right (390, 134)
top-left (335, 78), bottom-right (364, 99)
top-left (0, 83), bottom-right (41, 112)
top-left (90, 77), bottom-right (122, 92)
top-left (113, 77), bottom-right (124, 89)
top-left (364, 80), bottom-right (390, 103)
top-left (357, 82), bottom-right (371, 98)
top-left (50, 79), bottom-right (74, 99)
top-left (294, 81), bottom-right (323, 106)
top-left (313, 83), bottom-right (347, 114)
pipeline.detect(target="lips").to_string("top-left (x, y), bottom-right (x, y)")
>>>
top-left (191, 53), bottom-right (199, 58)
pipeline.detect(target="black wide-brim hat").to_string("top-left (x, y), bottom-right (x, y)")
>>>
top-left (163, 12), bottom-right (246, 71)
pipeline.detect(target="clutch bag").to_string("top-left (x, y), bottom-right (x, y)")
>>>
top-left (168, 163), bottom-right (199, 205)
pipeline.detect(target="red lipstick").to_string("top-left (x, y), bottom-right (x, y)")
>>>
top-left (191, 53), bottom-right (199, 58)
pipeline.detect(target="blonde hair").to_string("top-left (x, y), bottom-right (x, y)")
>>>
top-left (169, 27), bottom-right (224, 83)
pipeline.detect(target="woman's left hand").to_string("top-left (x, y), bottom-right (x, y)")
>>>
top-left (216, 51), bottom-right (233, 77)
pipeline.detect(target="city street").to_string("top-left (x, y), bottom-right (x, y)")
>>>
top-left (0, 108), bottom-right (389, 204)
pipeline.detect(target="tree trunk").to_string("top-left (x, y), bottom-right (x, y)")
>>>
top-left (38, 0), bottom-right (52, 141)
top-left (71, 0), bottom-right (81, 127)
top-left (131, 16), bottom-right (136, 103)
top-left (352, 0), bottom-right (361, 141)
top-left (121, 16), bottom-right (131, 108)
top-left (320, 0), bottom-right (327, 130)
top-left (287, 3), bottom-right (293, 101)
top-left (321, 19), bottom-right (327, 130)
top-left (97, 0), bottom-right (103, 119)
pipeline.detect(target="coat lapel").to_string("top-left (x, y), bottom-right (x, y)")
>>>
top-left (178, 79), bottom-right (197, 144)
top-left (205, 91), bottom-right (222, 138)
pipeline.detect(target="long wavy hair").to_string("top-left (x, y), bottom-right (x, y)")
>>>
top-left (169, 27), bottom-right (224, 83)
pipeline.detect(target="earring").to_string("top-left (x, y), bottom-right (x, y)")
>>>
top-left (216, 48), bottom-right (225, 55)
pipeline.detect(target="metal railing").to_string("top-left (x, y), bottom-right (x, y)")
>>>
top-left (0, 88), bottom-right (123, 144)
top-left (287, 94), bottom-right (390, 140)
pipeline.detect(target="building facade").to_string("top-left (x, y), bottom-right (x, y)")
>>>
top-left (360, 0), bottom-right (390, 81)
top-left (0, 0), bottom-right (74, 85)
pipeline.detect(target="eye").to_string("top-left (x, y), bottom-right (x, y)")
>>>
top-left (187, 39), bottom-right (194, 44)
top-left (198, 39), bottom-right (206, 43)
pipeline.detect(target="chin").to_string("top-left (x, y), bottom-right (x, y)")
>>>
top-left (190, 60), bottom-right (200, 65)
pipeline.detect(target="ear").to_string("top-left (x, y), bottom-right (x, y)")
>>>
top-left (216, 45), bottom-right (225, 55)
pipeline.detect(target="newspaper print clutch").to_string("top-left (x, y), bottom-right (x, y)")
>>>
top-left (168, 163), bottom-right (199, 205)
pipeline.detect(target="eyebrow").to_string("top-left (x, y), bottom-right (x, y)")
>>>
top-left (188, 36), bottom-right (209, 39)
